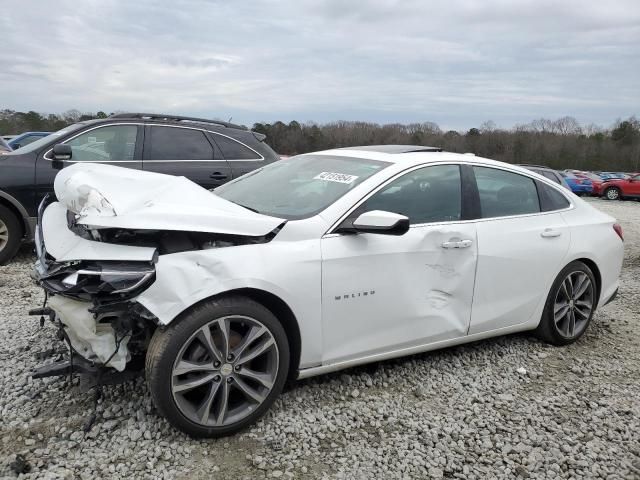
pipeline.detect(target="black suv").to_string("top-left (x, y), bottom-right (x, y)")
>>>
top-left (0, 113), bottom-right (280, 263)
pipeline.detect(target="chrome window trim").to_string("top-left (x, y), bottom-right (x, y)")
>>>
top-left (323, 161), bottom-right (574, 237)
top-left (43, 122), bottom-right (265, 163)
top-left (208, 131), bottom-right (264, 162)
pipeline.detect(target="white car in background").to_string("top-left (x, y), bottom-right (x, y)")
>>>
top-left (32, 145), bottom-right (623, 437)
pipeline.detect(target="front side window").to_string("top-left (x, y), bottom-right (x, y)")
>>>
top-left (66, 125), bottom-right (137, 162)
top-left (474, 166), bottom-right (540, 218)
top-left (147, 126), bottom-right (213, 160)
top-left (359, 165), bottom-right (462, 224)
top-left (215, 155), bottom-right (389, 219)
top-left (213, 134), bottom-right (261, 160)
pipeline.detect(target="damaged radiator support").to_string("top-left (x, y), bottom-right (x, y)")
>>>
top-left (28, 296), bottom-right (152, 385)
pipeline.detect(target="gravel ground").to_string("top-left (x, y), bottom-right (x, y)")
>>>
top-left (0, 197), bottom-right (639, 480)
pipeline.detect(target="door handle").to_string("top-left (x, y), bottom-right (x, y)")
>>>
top-left (541, 228), bottom-right (561, 238)
top-left (210, 172), bottom-right (228, 180)
top-left (441, 239), bottom-right (473, 249)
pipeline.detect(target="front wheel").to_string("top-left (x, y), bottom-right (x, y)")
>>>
top-left (0, 205), bottom-right (22, 265)
top-left (604, 187), bottom-right (621, 200)
top-left (146, 296), bottom-right (290, 437)
top-left (536, 261), bottom-right (597, 346)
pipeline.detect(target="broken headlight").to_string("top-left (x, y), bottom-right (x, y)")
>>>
top-left (41, 262), bottom-right (155, 300)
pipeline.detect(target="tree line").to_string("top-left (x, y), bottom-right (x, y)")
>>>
top-left (2, 109), bottom-right (639, 171)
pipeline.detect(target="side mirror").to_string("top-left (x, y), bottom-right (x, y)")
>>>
top-left (52, 144), bottom-right (72, 169)
top-left (351, 210), bottom-right (410, 236)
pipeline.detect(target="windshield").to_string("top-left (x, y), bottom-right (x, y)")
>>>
top-left (9, 123), bottom-right (87, 154)
top-left (215, 155), bottom-right (390, 219)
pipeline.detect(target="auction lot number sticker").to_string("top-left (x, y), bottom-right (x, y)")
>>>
top-left (314, 172), bottom-right (359, 184)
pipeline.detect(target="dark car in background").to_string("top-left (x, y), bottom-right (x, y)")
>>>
top-left (518, 165), bottom-right (571, 190)
top-left (0, 113), bottom-right (280, 263)
top-left (8, 131), bottom-right (51, 150)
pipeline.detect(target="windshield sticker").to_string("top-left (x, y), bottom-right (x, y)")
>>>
top-left (314, 172), bottom-right (359, 184)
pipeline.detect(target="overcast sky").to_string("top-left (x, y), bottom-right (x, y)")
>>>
top-left (1, 0), bottom-right (638, 130)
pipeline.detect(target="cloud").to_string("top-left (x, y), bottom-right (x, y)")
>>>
top-left (0, 0), bottom-right (638, 129)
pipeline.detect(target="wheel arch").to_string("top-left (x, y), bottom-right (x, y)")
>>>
top-left (0, 190), bottom-right (30, 239)
top-left (574, 257), bottom-right (602, 307)
top-left (168, 287), bottom-right (302, 383)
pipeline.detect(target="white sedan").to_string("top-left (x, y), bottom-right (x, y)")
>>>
top-left (33, 145), bottom-right (623, 437)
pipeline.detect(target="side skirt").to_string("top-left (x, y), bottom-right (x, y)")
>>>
top-left (297, 322), bottom-right (537, 380)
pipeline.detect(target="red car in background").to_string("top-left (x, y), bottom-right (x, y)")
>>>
top-left (601, 173), bottom-right (640, 200)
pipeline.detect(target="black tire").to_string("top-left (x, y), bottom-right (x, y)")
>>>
top-left (146, 295), bottom-right (290, 438)
top-left (0, 205), bottom-right (22, 265)
top-left (536, 261), bottom-right (597, 346)
top-left (604, 187), bottom-right (621, 201)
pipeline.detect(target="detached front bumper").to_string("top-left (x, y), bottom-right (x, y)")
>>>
top-left (32, 198), bottom-right (158, 372)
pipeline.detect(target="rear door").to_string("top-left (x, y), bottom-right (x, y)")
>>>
top-left (142, 125), bottom-right (232, 189)
top-left (468, 166), bottom-right (571, 334)
top-left (35, 123), bottom-right (142, 209)
top-left (209, 132), bottom-right (267, 180)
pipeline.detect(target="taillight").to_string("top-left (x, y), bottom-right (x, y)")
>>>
top-left (613, 224), bottom-right (623, 241)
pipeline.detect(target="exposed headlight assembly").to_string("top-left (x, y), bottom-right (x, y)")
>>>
top-left (42, 262), bottom-right (155, 299)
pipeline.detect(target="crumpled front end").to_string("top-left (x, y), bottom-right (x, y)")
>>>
top-left (31, 163), bottom-right (286, 377)
top-left (32, 197), bottom-right (159, 373)
top-left (47, 295), bottom-right (131, 371)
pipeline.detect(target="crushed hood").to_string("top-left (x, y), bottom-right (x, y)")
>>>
top-left (54, 163), bottom-right (285, 237)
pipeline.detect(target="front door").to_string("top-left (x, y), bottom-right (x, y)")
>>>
top-left (320, 164), bottom-right (478, 364)
top-left (142, 125), bottom-right (232, 190)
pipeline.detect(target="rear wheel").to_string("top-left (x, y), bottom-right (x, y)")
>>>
top-left (0, 205), bottom-right (22, 265)
top-left (604, 187), bottom-right (621, 200)
top-left (146, 296), bottom-right (289, 438)
top-left (536, 261), bottom-right (597, 345)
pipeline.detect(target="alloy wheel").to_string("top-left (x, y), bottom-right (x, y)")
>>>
top-left (606, 188), bottom-right (619, 200)
top-left (171, 315), bottom-right (279, 427)
top-left (0, 219), bottom-right (8, 252)
top-left (553, 271), bottom-right (594, 338)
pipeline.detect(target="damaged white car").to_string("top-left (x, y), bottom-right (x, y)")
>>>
top-left (32, 145), bottom-right (624, 437)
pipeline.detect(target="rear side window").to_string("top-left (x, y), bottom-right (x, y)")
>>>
top-left (146, 126), bottom-right (213, 160)
top-left (538, 182), bottom-right (570, 211)
top-left (540, 171), bottom-right (561, 184)
top-left (213, 134), bottom-right (261, 160)
top-left (474, 166), bottom-right (540, 218)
